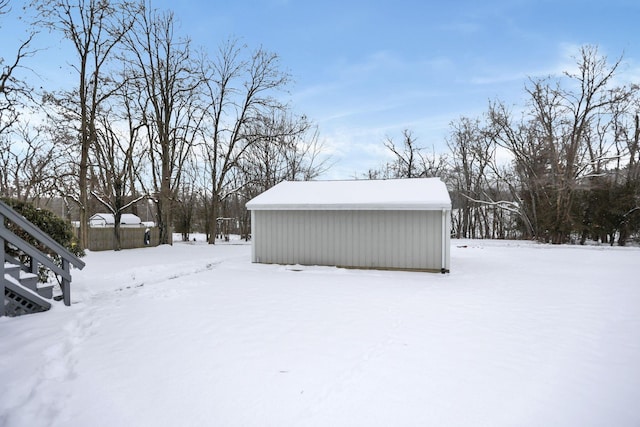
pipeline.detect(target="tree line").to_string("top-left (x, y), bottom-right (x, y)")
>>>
top-left (0, 0), bottom-right (327, 249)
top-left (369, 46), bottom-right (639, 245)
top-left (2, 1), bottom-right (638, 247)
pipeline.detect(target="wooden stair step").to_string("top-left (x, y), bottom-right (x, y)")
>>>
top-left (18, 271), bottom-right (39, 292)
top-left (3, 263), bottom-right (21, 280)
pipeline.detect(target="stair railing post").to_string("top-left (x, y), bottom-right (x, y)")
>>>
top-left (1, 212), bottom-right (5, 317)
top-left (62, 258), bottom-right (71, 306)
top-left (30, 255), bottom-right (38, 275)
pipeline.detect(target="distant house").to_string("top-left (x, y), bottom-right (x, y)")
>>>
top-left (246, 178), bottom-right (451, 273)
top-left (89, 213), bottom-right (143, 228)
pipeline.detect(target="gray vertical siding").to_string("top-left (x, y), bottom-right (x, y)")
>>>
top-left (252, 210), bottom-right (449, 271)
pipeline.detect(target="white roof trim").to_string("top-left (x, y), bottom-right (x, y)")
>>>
top-left (246, 178), bottom-right (451, 211)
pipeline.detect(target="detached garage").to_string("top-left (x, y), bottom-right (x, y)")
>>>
top-left (246, 178), bottom-right (451, 273)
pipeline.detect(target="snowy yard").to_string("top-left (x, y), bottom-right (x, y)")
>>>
top-left (1, 237), bottom-right (639, 426)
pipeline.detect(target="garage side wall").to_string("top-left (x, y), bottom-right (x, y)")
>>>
top-left (252, 210), bottom-right (446, 271)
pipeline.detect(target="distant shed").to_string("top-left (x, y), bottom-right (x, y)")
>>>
top-left (245, 178), bottom-right (451, 273)
top-left (89, 213), bottom-right (142, 228)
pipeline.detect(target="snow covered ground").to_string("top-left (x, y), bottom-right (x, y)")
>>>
top-left (1, 237), bottom-right (639, 426)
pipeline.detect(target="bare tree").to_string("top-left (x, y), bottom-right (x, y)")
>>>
top-left (0, 0), bottom-right (36, 138)
top-left (241, 112), bottom-right (328, 193)
top-left (381, 129), bottom-right (447, 179)
top-left (488, 46), bottom-right (626, 243)
top-left (0, 123), bottom-right (60, 201)
top-left (447, 117), bottom-right (495, 238)
top-left (199, 39), bottom-right (290, 244)
top-left (581, 84), bottom-right (640, 246)
top-left (33, 0), bottom-right (137, 249)
top-left (384, 129), bottom-right (422, 178)
top-left (124, 6), bottom-right (203, 245)
top-left (90, 78), bottom-right (146, 250)
top-left (172, 156), bottom-right (200, 242)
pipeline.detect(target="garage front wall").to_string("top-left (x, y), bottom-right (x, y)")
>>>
top-left (252, 209), bottom-right (449, 271)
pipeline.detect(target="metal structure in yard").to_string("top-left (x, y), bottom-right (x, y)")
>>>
top-left (246, 178), bottom-right (452, 273)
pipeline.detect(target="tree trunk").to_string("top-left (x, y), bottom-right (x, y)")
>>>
top-left (78, 142), bottom-right (89, 250)
top-left (207, 195), bottom-right (218, 245)
top-left (113, 211), bottom-right (122, 251)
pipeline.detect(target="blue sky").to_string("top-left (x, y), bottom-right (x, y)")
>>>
top-left (3, 0), bottom-right (640, 178)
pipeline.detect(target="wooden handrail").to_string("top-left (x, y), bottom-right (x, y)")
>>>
top-left (0, 226), bottom-right (71, 280)
top-left (0, 200), bottom-right (85, 270)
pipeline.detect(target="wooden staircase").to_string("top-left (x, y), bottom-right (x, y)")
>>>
top-left (1, 200), bottom-right (85, 317)
top-left (4, 263), bottom-right (51, 316)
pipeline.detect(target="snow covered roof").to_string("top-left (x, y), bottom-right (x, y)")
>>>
top-left (246, 178), bottom-right (451, 211)
top-left (89, 213), bottom-right (142, 224)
